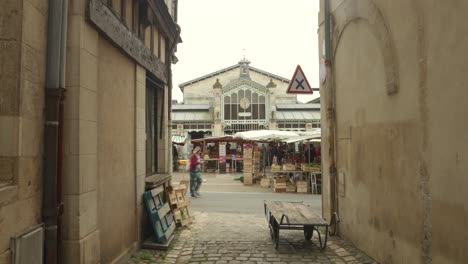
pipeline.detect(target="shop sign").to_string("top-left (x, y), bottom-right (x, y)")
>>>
top-left (219, 142), bottom-right (226, 163)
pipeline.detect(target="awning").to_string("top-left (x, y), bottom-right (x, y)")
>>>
top-left (233, 130), bottom-right (299, 142)
top-left (192, 136), bottom-right (239, 143)
top-left (171, 111), bottom-right (212, 121)
top-left (282, 135), bottom-right (321, 144)
top-left (172, 135), bottom-right (187, 145)
top-left (275, 111), bottom-right (321, 120)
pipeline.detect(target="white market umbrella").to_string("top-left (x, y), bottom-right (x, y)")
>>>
top-left (233, 130), bottom-right (299, 141)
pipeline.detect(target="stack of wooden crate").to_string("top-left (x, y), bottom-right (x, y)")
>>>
top-left (273, 177), bottom-right (287, 192)
top-left (260, 177), bottom-right (270, 188)
top-left (253, 150), bottom-right (261, 179)
top-left (166, 183), bottom-right (192, 228)
top-left (296, 180), bottom-right (308, 193)
top-left (243, 144), bottom-right (253, 185)
top-left (286, 181), bottom-right (296, 193)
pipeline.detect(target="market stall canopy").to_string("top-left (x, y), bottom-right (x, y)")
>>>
top-left (282, 129), bottom-right (321, 143)
top-left (297, 128), bottom-right (321, 137)
top-left (233, 130), bottom-right (300, 141)
top-left (172, 135), bottom-right (187, 145)
top-left (282, 135), bottom-right (321, 144)
top-left (191, 135), bottom-right (237, 143)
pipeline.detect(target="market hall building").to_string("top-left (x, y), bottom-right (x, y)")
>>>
top-left (171, 59), bottom-right (321, 157)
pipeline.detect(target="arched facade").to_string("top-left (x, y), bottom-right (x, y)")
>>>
top-left (172, 59), bottom-right (321, 158)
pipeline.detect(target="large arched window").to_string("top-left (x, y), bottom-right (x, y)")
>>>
top-left (223, 89), bottom-right (266, 120)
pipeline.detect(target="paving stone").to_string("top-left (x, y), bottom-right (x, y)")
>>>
top-left (336, 251), bottom-right (350, 257)
top-left (131, 193), bottom-right (375, 264)
top-left (343, 256), bottom-right (356, 262)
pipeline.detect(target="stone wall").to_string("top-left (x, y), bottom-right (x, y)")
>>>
top-left (62, 1), bottom-right (101, 263)
top-left (182, 66), bottom-right (293, 105)
top-left (319, 0), bottom-right (468, 263)
top-left (96, 36), bottom-right (137, 263)
top-left (0, 0), bottom-right (47, 262)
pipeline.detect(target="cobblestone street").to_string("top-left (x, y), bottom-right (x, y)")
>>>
top-left (129, 173), bottom-right (376, 264)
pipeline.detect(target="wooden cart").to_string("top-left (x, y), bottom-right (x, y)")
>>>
top-left (264, 200), bottom-right (329, 249)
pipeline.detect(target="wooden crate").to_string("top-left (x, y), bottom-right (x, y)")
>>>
top-left (274, 188), bottom-right (286, 193)
top-left (282, 164), bottom-right (296, 171)
top-left (286, 184), bottom-right (296, 193)
top-left (244, 174), bottom-right (253, 185)
top-left (173, 207), bottom-right (192, 227)
top-left (274, 178), bottom-right (286, 184)
top-left (260, 178), bottom-right (270, 188)
top-left (301, 164), bottom-right (321, 172)
top-left (166, 185), bottom-right (191, 209)
top-left (296, 180), bottom-right (308, 193)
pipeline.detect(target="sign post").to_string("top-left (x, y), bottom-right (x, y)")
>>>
top-left (286, 65), bottom-right (313, 94)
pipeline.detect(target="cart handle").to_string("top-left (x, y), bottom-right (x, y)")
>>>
top-left (280, 214), bottom-right (290, 225)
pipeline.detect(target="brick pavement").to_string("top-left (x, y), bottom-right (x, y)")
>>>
top-left (128, 211), bottom-right (376, 264)
top-left (129, 172), bottom-right (376, 264)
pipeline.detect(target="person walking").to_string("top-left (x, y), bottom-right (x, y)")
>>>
top-left (188, 146), bottom-right (203, 198)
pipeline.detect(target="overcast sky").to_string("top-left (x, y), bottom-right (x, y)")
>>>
top-left (171, 0), bottom-right (320, 103)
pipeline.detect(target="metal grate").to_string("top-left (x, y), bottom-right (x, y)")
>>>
top-left (11, 224), bottom-right (44, 264)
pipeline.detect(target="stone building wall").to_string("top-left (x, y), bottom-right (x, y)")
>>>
top-left (63, 1), bottom-right (173, 263)
top-left (0, 0), bottom-right (175, 263)
top-left (96, 37), bottom-right (137, 263)
top-left (181, 65), bottom-right (294, 106)
top-left (0, 0), bottom-right (47, 262)
top-left (319, 1), bottom-right (468, 263)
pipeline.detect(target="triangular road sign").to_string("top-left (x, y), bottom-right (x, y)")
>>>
top-left (286, 65), bottom-right (313, 94)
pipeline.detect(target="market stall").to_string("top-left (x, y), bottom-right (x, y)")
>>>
top-left (233, 129), bottom-right (322, 193)
top-left (191, 136), bottom-right (248, 173)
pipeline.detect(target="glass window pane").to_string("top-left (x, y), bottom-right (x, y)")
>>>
top-left (252, 93), bottom-right (258, 103)
top-left (259, 104), bottom-right (265, 119)
top-left (245, 90), bottom-right (251, 100)
top-left (145, 85), bottom-right (158, 175)
top-left (252, 104), bottom-right (258, 119)
top-left (224, 96), bottom-right (230, 104)
top-left (259, 95), bottom-right (265, 103)
top-left (224, 105), bottom-right (231, 119)
top-left (125, 0), bottom-right (132, 28)
top-left (112, 0), bottom-right (122, 16)
top-left (231, 93), bottom-right (237, 103)
top-left (238, 89), bottom-right (244, 99)
top-left (231, 104), bottom-right (238, 119)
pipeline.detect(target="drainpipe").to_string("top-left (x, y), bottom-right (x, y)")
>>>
top-left (324, 0), bottom-right (339, 234)
top-left (43, 1), bottom-right (68, 264)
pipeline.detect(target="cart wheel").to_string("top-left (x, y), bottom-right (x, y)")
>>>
top-left (304, 226), bottom-right (313, 240)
